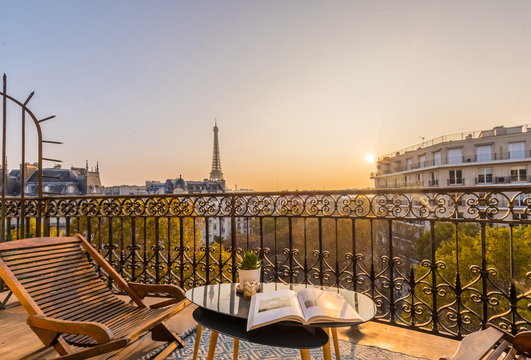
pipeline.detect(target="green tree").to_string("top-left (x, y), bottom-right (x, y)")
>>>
top-left (416, 222), bottom-right (479, 260)
top-left (413, 224), bottom-right (530, 333)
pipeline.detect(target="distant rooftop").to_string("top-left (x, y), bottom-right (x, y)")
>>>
top-left (378, 124), bottom-right (531, 161)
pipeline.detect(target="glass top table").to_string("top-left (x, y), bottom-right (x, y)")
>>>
top-left (185, 282), bottom-right (376, 327)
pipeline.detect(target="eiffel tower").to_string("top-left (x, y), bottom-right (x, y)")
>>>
top-left (209, 121), bottom-right (224, 181)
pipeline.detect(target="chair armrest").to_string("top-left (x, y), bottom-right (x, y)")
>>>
top-left (513, 331), bottom-right (531, 356)
top-left (485, 323), bottom-right (515, 342)
top-left (27, 315), bottom-right (114, 345)
top-left (128, 282), bottom-right (186, 308)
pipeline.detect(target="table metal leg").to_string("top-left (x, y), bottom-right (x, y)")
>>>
top-left (233, 338), bottom-right (239, 359)
top-left (206, 330), bottom-right (219, 360)
top-left (322, 328), bottom-right (332, 360)
top-left (300, 348), bottom-right (311, 360)
top-left (193, 324), bottom-right (203, 360)
top-left (331, 328), bottom-right (340, 360)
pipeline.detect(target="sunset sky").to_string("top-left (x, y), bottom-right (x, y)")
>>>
top-left (2, 1), bottom-right (531, 191)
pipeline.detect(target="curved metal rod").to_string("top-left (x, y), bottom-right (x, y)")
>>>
top-left (0, 90), bottom-right (44, 196)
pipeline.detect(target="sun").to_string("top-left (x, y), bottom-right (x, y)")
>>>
top-left (365, 153), bottom-right (375, 164)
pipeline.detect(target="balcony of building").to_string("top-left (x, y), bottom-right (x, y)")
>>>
top-left (0, 188), bottom-right (529, 359)
top-left (374, 150), bottom-right (531, 177)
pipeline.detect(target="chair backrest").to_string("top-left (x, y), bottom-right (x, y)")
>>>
top-left (0, 236), bottom-right (123, 321)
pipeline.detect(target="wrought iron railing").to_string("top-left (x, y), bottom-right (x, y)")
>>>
top-left (1, 187), bottom-right (530, 339)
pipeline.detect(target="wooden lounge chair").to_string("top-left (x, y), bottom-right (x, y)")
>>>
top-left (0, 234), bottom-right (189, 360)
top-left (441, 324), bottom-right (531, 360)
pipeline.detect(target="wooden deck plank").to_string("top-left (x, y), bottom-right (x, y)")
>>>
top-left (338, 321), bottom-right (460, 360)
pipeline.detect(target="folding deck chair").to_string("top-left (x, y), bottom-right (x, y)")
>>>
top-left (0, 234), bottom-right (189, 359)
top-left (441, 324), bottom-right (531, 360)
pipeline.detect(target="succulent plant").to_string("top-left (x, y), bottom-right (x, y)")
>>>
top-left (238, 250), bottom-right (262, 270)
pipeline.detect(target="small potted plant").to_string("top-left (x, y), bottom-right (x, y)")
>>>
top-left (237, 250), bottom-right (262, 288)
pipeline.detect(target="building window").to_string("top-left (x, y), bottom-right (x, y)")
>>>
top-left (433, 151), bottom-right (442, 166)
top-left (417, 173), bottom-right (422, 184)
top-left (419, 155), bottom-right (426, 168)
top-left (476, 145), bottom-right (492, 162)
top-left (448, 148), bottom-right (462, 164)
top-left (477, 168), bottom-right (492, 184)
top-left (213, 223), bottom-right (217, 231)
top-left (511, 166), bottom-right (527, 182)
top-left (514, 193), bottom-right (528, 207)
top-left (429, 172), bottom-right (438, 186)
top-left (406, 159), bottom-right (413, 170)
top-left (509, 142), bottom-right (526, 159)
top-left (449, 170), bottom-right (463, 185)
top-left (405, 175), bottom-right (410, 186)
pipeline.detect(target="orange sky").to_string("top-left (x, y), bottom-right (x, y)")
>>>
top-left (3, 1), bottom-right (531, 191)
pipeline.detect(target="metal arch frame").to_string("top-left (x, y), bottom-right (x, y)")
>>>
top-left (1, 74), bottom-right (58, 309)
top-left (1, 74), bottom-right (57, 240)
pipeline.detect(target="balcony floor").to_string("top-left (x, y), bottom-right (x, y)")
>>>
top-left (0, 292), bottom-right (458, 360)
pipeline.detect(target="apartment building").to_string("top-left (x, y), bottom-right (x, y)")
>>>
top-left (371, 125), bottom-right (531, 189)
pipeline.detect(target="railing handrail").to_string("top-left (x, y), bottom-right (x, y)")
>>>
top-left (5, 184), bottom-right (531, 199)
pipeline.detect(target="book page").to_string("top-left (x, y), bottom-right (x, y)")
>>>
top-left (297, 287), bottom-right (361, 323)
top-left (247, 289), bottom-right (304, 331)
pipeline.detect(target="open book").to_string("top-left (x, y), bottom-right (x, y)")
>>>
top-left (247, 287), bottom-right (361, 331)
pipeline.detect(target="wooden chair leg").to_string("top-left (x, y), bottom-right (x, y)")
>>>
top-left (153, 341), bottom-right (178, 360)
top-left (233, 338), bottom-right (240, 359)
top-left (151, 323), bottom-right (185, 347)
top-left (300, 348), bottom-right (311, 360)
top-left (332, 328), bottom-right (340, 360)
top-left (322, 327), bottom-right (332, 360)
top-left (56, 339), bottom-right (128, 360)
top-left (193, 324), bottom-right (203, 360)
top-left (206, 330), bottom-right (219, 360)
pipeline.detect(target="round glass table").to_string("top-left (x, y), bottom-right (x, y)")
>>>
top-left (185, 283), bottom-right (376, 360)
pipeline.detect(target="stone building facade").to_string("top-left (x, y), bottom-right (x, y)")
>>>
top-left (372, 125), bottom-right (531, 189)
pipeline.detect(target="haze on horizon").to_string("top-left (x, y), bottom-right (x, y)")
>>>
top-left (1, 1), bottom-right (531, 191)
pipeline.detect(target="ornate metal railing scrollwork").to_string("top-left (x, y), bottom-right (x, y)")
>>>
top-left (1, 186), bottom-right (529, 338)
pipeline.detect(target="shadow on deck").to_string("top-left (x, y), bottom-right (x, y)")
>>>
top-left (0, 292), bottom-right (458, 360)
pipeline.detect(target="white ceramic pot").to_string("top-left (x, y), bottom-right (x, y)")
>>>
top-left (238, 267), bottom-right (261, 287)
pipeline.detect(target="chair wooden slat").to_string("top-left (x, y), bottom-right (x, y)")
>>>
top-left (39, 289), bottom-right (116, 312)
top-left (1, 245), bottom-right (81, 261)
top-left (82, 306), bottom-right (132, 324)
top-left (502, 347), bottom-right (518, 360)
top-left (2, 249), bottom-right (82, 266)
top-left (48, 297), bottom-right (124, 319)
top-left (29, 272), bottom-right (99, 295)
top-left (0, 242), bottom-right (80, 256)
top-left (10, 256), bottom-right (84, 273)
top-left (0, 237), bottom-right (80, 252)
top-left (34, 280), bottom-right (107, 303)
top-left (17, 262), bottom-right (93, 281)
top-left (485, 340), bottom-right (510, 360)
top-left (22, 267), bottom-right (98, 289)
top-left (65, 299), bottom-right (128, 322)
